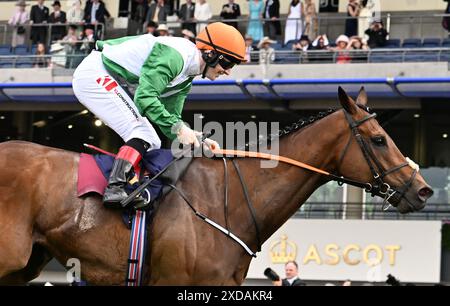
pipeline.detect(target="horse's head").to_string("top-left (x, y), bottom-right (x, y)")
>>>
top-left (336, 87), bottom-right (433, 213)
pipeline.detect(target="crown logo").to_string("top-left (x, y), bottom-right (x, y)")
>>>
top-left (269, 234), bottom-right (297, 264)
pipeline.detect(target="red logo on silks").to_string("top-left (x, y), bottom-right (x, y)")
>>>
top-left (96, 76), bottom-right (118, 92)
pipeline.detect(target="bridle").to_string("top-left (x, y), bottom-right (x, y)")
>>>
top-left (335, 105), bottom-right (418, 211)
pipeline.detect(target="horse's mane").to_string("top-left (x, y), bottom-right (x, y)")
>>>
top-left (277, 108), bottom-right (336, 138)
top-left (241, 108), bottom-right (336, 149)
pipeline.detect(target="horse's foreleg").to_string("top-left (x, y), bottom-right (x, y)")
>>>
top-left (0, 244), bottom-right (52, 285)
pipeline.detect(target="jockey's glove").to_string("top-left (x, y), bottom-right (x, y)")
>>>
top-left (203, 138), bottom-right (220, 151)
top-left (177, 124), bottom-right (201, 148)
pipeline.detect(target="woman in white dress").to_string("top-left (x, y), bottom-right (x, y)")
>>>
top-left (67, 0), bottom-right (84, 24)
top-left (358, 0), bottom-right (375, 41)
top-left (194, 0), bottom-right (212, 35)
top-left (284, 0), bottom-right (304, 45)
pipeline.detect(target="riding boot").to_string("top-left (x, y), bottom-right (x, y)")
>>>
top-left (103, 145), bottom-right (142, 209)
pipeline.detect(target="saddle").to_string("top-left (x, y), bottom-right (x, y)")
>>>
top-left (77, 148), bottom-right (192, 210)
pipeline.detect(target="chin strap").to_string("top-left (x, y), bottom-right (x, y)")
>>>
top-left (201, 63), bottom-right (208, 79)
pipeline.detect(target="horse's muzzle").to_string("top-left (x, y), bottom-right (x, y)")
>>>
top-left (396, 184), bottom-right (434, 213)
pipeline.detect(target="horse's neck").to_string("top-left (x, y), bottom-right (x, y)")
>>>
top-left (254, 111), bottom-right (347, 240)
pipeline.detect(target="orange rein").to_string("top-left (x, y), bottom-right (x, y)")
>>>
top-left (211, 148), bottom-right (330, 176)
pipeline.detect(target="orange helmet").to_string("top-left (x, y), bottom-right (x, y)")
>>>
top-left (196, 22), bottom-right (246, 65)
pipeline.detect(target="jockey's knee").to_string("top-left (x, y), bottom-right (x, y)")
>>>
top-left (144, 138), bottom-right (161, 150)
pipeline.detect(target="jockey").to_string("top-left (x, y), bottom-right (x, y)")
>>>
top-left (72, 22), bottom-right (245, 208)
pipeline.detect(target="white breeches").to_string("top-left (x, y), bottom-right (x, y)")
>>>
top-left (72, 51), bottom-right (161, 149)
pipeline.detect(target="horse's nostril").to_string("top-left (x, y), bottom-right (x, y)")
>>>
top-left (418, 187), bottom-right (434, 201)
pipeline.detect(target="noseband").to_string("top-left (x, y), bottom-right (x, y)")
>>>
top-left (335, 105), bottom-right (418, 211)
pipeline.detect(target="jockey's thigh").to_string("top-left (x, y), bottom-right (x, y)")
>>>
top-left (72, 51), bottom-right (161, 149)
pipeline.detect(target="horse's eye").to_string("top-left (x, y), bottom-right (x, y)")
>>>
top-left (371, 136), bottom-right (387, 147)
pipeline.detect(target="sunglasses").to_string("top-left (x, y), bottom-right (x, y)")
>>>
top-left (218, 55), bottom-right (236, 70)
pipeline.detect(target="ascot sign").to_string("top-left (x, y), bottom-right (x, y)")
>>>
top-left (269, 234), bottom-right (401, 267)
top-left (247, 219), bottom-right (442, 283)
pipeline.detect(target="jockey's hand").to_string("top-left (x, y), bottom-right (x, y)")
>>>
top-left (177, 124), bottom-right (201, 148)
top-left (203, 138), bottom-right (220, 151)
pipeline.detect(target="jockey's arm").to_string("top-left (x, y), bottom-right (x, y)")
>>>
top-left (134, 43), bottom-right (186, 140)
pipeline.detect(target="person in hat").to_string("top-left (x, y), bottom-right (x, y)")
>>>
top-left (49, 0), bottom-right (67, 42)
top-left (181, 29), bottom-right (195, 43)
top-left (364, 19), bottom-right (388, 48)
top-left (79, 24), bottom-right (96, 53)
top-left (8, 0), bottom-right (30, 48)
top-left (72, 22), bottom-right (245, 208)
top-left (156, 23), bottom-right (170, 36)
top-left (332, 34), bottom-right (351, 64)
top-left (258, 36), bottom-right (276, 65)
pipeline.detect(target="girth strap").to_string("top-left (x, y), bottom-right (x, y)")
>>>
top-left (231, 159), bottom-right (262, 253)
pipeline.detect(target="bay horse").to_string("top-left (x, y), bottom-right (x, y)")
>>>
top-left (0, 87), bottom-right (433, 285)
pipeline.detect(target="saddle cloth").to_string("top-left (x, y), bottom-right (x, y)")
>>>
top-left (77, 149), bottom-right (175, 203)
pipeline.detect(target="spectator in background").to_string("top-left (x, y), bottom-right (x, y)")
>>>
top-left (178, 0), bottom-right (196, 35)
top-left (347, 35), bottom-right (368, 50)
top-left (311, 34), bottom-right (329, 50)
top-left (79, 24), bottom-right (96, 54)
top-left (8, 0), bottom-right (30, 48)
top-left (220, 0), bottom-right (241, 30)
top-left (342, 279), bottom-right (352, 286)
top-left (304, 0), bottom-right (317, 40)
top-left (444, 0), bottom-right (450, 36)
top-left (365, 20), bottom-right (387, 48)
top-left (284, 0), bottom-right (303, 45)
top-left (30, 0), bottom-right (50, 45)
top-left (194, 0), bottom-right (212, 35)
top-left (156, 23), bottom-right (170, 36)
top-left (33, 42), bottom-right (51, 68)
top-left (181, 29), bottom-right (195, 43)
top-left (347, 35), bottom-right (368, 62)
top-left (244, 34), bottom-right (258, 63)
top-left (332, 34), bottom-right (351, 64)
top-left (145, 20), bottom-right (158, 35)
top-left (358, 0), bottom-right (374, 41)
top-left (84, 0), bottom-right (111, 38)
top-left (49, 1), bottom-right (67, 42)
top-left (145, 0), bottom-right (170, 26)
top-left (258, 36), bottom-right (276, 65)
top-left (67, 0), bottom-right (84, 25)
top-left (263, 0), bottom-right (281, 41)
top-left (292, 35), bottom-right (310, 51)
top-left (272, 261), bottom-right (306, 286)
top-left (128, 0), bottom-right (147, 35)
top-left (247, 0), bottom-right (264, 43)
top-left (345, 0), bottom-right (359, 38)
top-left (60, 24), bottom-right (79, 68)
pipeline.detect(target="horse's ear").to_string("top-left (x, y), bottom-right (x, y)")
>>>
top-left (338, 86), bottom-right (358, 115)
top-left (356, 86), bottom-right (368, 106)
